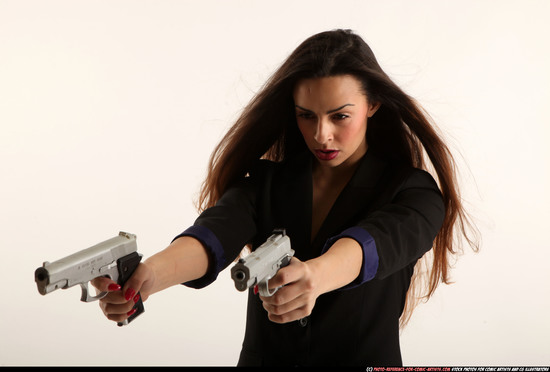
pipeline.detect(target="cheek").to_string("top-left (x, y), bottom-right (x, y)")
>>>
top-left (297, 122), bottom-right (313, 142)
top-left (338, 119), bottom-right (367, 143)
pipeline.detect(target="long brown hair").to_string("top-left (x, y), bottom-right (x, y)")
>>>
top-left (197, 29), bottom-right (479, 326)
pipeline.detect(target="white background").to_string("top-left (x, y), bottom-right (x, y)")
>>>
top-left (1, 0), bottom-right (549, 367)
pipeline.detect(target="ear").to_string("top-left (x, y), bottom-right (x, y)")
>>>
top-left (367, 101), bottom-right (381, 118)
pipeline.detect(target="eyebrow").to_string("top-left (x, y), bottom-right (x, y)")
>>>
top-left (295, 104), bottom-right (355, 114)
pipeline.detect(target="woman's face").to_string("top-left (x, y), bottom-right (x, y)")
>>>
top-left (293, 75), bottom-right (380, 171)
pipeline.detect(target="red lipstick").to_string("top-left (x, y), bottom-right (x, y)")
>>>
top-left (315, 149), bottom-right (339, 161)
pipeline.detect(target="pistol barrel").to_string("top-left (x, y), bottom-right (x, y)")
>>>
top-left (35, 232), bottom-right (137, 296)
top-left (231, 231), bottom-right (294, 295)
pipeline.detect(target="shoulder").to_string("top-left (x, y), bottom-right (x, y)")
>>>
top-left (356, 152), bottom-right (443, 213)
top-left (351, 151), bottom-right (440, 193)
top-left (384, 168), bottom-right (443, 211)
top-left (383, 163), bottom-right (445, 219)
top-left (248, 151), bottom-right (311, 180)
top-left (394, 165), bottom-right (440, 191)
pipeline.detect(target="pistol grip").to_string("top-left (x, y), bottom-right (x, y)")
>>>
top-left (116, 252), bottom-right (145, 326)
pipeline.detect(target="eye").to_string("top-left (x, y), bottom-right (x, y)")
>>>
top-left (296, 112), bottom-right (316, 120)
top-left (332, 113), bottom-right (350, 121)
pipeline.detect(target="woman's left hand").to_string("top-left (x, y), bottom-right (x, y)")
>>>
top-left (258, 257), bottom-right (321, 324)
top-left (258, 236), bottom-right (364, 323)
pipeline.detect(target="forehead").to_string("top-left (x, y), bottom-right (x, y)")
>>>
top-left (293, 75), bottom-right (366, 106)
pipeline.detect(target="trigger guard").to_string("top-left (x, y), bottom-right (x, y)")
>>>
top-left (258, 280), bottom-right (280, 297)
top-left (79, 282), bottom-right (108, 302)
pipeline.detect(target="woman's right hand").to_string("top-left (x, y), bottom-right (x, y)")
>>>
top-left (91, 235), bottom-right (210, 324)
top-left (91, 262), bottom-right (156, 324)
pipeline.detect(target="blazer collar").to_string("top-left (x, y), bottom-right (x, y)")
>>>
top-left (276, 149), bottom-right (388, 256)
top-left (348, 149), bottom-right (388, 189)
top-left (310, 150), bottom-right (388, 250)
top-left (284, 148), bottom-right (387, 188)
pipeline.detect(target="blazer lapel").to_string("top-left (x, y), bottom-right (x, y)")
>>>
top-left (311, 150), bottom-right (388, 252)
top-left (269, 150), bottom-right (388, 260)
top-left (271, 151), bottom-right (314, 259)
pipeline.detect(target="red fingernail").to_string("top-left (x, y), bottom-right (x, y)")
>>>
top-left (127, 308), bottom-right (137, 317)
top-left (254, 285), bottom-right (258, 295)
top-left (133, 294), bottom-right (140, 303)
top-left (108, 284), bottom-right (121, 291)
top-left (125, 288), bottom-right (136, 301)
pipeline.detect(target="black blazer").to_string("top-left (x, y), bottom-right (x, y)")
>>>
top-left (189, 150), bottom-right (445, 366)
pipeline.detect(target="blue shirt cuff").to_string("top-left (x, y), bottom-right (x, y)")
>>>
top-left (172, 225), bottom-right (226, 289)
top-left (321, 227), bottom-right (379, 289)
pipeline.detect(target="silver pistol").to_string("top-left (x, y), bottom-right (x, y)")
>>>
top-left (231, 229), bottom-right (294, 297)
top-left (34, 231), bottom-right (144, 326)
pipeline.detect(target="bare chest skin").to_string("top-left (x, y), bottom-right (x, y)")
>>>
top-left (310, 170), bottom-right (353, 242)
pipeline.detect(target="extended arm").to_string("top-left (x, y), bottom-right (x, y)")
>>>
top-left (260, 237), bottom-right (363, 324)
top-left (143, 236), bottom-right (210, 295)
top-left (92, 236), bottom-right (210, 324)
top-left (261, 168), bottom-right (445, 323)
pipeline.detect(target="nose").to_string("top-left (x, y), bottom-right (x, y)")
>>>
top-left (314, 119), bottom-right (333, 145)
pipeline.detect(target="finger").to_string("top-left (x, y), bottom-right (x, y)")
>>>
top-left (102, 293), bottom-right (141, 316)
top-left (91, 276), bottom-right (121, 292)
top-left (266, 304), bottom-right (311, 324)
top-left (99, 288), bottom-right (142, 323)
top-left (261, 286), bottom-right (304, 312)
top-left (99, 288), bottom-right (129, 305)
top-left (104, 305), bottom-right (138, 323)
top-left (93, 273), bottom-right (142, 324)
top-left (120, 263), bottom-right (148, 302)
top-left (266, 258), bottom-right (301, 289)
top-left (259, 283), bottom-right (301, 312)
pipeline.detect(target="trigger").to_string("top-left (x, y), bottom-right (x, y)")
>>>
top-left (79, 282), bottom-right (108, 302)
top-left (258, 280), bottom-right (279, 297)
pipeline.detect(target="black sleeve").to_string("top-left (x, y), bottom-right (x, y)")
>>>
top-left (173, 162), bottom-right (267, 288)
top-left (357, 168), bottom-right (445, 280)
top-left (193, 176), bottom-right (259, 266)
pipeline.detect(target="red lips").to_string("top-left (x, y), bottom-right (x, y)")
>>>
top-left (314, 149), bottom-right (339, 161)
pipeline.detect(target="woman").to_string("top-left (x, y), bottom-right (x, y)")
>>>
top-left (93, 29), bottom-right (478, 366)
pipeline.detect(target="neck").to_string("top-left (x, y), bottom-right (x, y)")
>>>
top-left (312, 156), bottom-right (362, 189)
